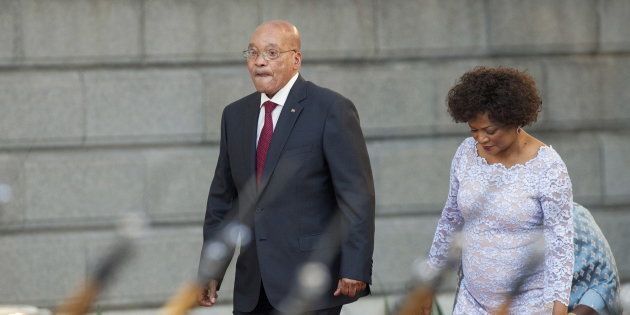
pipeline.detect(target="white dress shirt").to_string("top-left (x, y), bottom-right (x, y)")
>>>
top-left (256, 72), bottom-right (299, 146)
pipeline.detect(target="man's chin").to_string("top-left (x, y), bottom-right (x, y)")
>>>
top-left (254, 86), bottom-right (279, 97)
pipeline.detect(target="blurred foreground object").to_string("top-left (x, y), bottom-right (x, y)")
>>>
top-left (277, 262), bottom-right (331, 315)
top-left (0, 305), bottom-right (49, 315)
top-left (493, 236), bottom-right (545, 315)
top-left (161, 222), bottom-right (250, 315)
top-left (55, 212), bottom-right (147, 315)
top-left (395, 233), bottom-right (462, 315)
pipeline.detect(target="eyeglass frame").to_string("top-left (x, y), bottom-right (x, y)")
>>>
top-left (242, 48), bottom-right (298, 61)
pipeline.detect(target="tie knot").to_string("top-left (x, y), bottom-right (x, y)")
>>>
top-left (263, 101), bottom-right (277, 114)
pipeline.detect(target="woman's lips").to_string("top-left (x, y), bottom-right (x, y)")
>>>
top-left (482, 145), bottom-right (493, 152)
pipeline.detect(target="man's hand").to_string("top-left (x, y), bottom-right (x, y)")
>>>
top-left (198, 279), bottom-right (219, 307)
top-left (333, 278), bottom-right (366, 298)
top-left (570, 304), bottom-right (597, 315)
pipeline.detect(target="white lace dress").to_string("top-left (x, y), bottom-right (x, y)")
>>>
top-left (428, 137), bottom-right (574, 314)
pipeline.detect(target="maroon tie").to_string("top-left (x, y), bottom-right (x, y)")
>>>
top-left (256, 101), bottom-right (278, 184)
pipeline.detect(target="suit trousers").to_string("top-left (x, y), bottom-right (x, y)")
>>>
top-left (233, 282), bottom-right (342, 315)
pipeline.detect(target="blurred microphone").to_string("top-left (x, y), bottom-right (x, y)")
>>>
top-left (55, 212), bottom-right (148, 315)
top-left (493, 236), bottom-right (545, 315)
top-left (161, 222), bottom-right (251, 315)
top-left (395, 232), bottom-right (463, 315)
top-left (275, 262), bottom-right (331, 315)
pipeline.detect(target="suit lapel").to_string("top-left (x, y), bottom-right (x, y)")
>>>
top-left (242, 94), bottom-right (260, 182)
top-left (258, 76), bottom-right (307, 191)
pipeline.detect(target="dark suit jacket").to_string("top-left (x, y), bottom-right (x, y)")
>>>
top-left (199, 75), bottom-right (375, 312)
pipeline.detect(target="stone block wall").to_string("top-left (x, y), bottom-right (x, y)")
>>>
top-left (1, 0), bottom-right (629, 310)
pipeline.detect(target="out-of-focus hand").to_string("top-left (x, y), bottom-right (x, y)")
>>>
top-left (333, 278), bottom-right (366, 298)
top-left (417, 289), bottom-right (433, 315)
top-left (552, 300), bottom-right (568, 315)
top-left (396, 287), bottom-right (433, 315)
top-left (571, 304), bottom-right (598, 315)
top-left (198, 279), bottom-right (219, 307)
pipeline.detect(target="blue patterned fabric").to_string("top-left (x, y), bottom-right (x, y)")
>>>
top-left (570, 203), bottom-right (622, 315)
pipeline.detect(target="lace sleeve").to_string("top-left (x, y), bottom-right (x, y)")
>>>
top-left (427, 144), bottom-right (465, 269)
top-left (539, 155), bottom-right (574, 306)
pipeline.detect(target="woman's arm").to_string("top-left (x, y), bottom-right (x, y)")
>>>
top-left (540, 155), bottom-right (574, 308)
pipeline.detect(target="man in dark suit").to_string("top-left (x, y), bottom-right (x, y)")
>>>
top-left (197, 20), bottom-right (375, 315)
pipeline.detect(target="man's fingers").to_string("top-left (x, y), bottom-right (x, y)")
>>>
top-left (333, 279), bottom-right (343, 296)
top-left (348, 286), bottom-right (357, 298)
top-left (198, 289), bottom-right (214, 307)
top-left (333, 278), bottom-right (367, 298)
top-left (208, 280), bottom-right (218, 304)
top-left (357, 282), bottom-right (366, 292)
top-left (198, 280), bottom-right (219, 307)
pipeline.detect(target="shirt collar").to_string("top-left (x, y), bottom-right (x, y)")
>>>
top-left (259, 72), bottom-right (300, 108)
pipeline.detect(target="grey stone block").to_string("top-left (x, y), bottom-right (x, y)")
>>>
top-left (23, 150), bottom-right (146, 222)
top-left (261, 0), bottom-right (376, 59)
top-left (0, 232), bottom-right (90, 305)
top-left (589, 207), bottom-right (630, 279)
top-left (600, 58), bottom-right (630, 122)
top-left (372, 215), bottom-right (458, 294)
top-left (0, 153), bottom-right (26, 225)
top-left (144, 0), bottom-right (200, 58)
top-left (545, 58), bottom-right (630, 126)
top-left (376, 0), bottom-right (486, 57)
top-left (600, 133), bottom-right (630, 204)
top-left (487, 0), bottom-right (598, 54)
top-left (21, 0), bottom-right (141, 61)
top-left (144, 147), bottom-right (218, 219)
top-left (84, 69), bottom-right (205, 143)
top-left (600, 0), bottom-right (630, 52)
top-left (144, 0), bottom-right (259, 60)
top-left (535, 132), bottom-right (603, 205)
top-left (198, 0), bottom-right (259, 60)
top-left (0, 72), bottom-right (84, 146)
top-left (202, 66), bottom-right (254, 142)
top-left (304, 62), bottom-right (436, 136)
top-left (545, 59), bottom-right (605, 124)
top-left (0, 0), bottom-right (14, 61)
top-left (369, 137), bottom-right (463, 214)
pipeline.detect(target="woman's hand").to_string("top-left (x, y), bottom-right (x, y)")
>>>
top-left (552, 300), bottom-right (568, 315)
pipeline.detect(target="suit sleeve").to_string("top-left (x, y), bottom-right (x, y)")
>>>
top-left (323, 97), bottom-right (375, 284)
top-left (197, 108), bottom-right (237, 288)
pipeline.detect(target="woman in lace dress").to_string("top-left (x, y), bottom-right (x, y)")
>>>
top-left (425, 67), bottom-right (574, 315)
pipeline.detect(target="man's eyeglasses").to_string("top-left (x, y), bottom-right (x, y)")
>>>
top-left (242, 48), bottom-right (297, 61)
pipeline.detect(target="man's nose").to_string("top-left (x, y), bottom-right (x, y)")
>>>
top-left (254, 54), bottom-right (268, 66)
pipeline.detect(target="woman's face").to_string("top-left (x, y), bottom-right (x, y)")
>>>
top-left (468, 112), bottom-right (519, 156)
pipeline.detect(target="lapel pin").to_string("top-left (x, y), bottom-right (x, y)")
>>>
top-left (291, 108), bottom-right (296, 113)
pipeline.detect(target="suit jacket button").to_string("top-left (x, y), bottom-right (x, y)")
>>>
top-left (256, 208), bottom-right (263, 212)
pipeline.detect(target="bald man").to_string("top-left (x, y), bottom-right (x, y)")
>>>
top-left (197, 20), bottom-right (375, 315)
